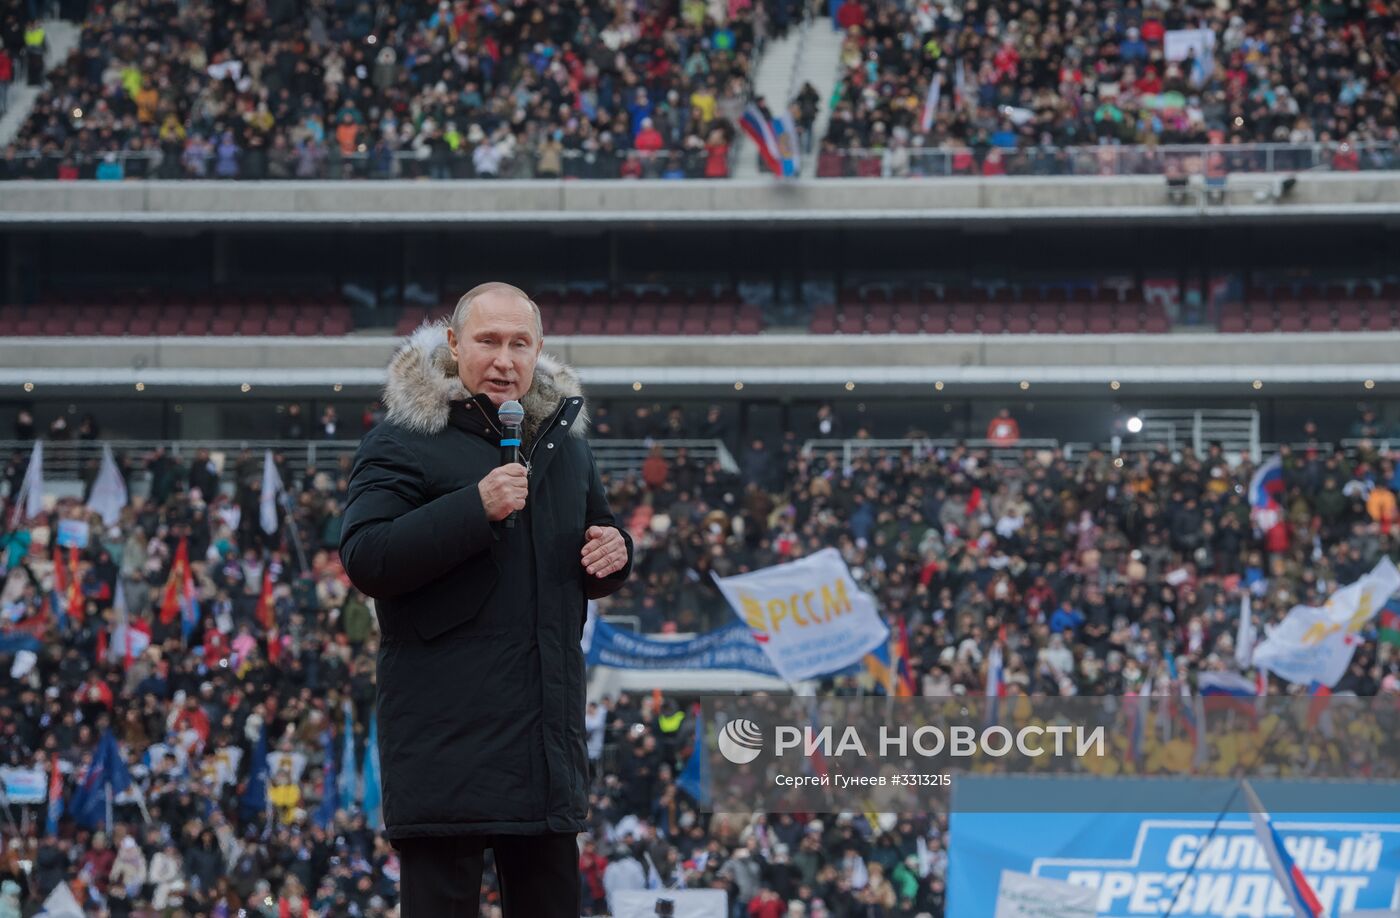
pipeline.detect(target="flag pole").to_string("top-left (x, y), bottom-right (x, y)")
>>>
top-left (0, 782), bottom-right (19, 834)
top-left (105, 783), bottom-right (114, 831)
top-left (6, 475), bottom-right (27, 532)
top-left (1160, 781), bottom-right (1241, 917)
top-left (279, 489), bottom-right (309, 574)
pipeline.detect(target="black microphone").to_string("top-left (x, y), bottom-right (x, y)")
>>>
top-left (497, 399), bottom-right (526, 528)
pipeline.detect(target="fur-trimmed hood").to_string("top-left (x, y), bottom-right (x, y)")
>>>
top-left (382, 321), bottom-right (589, 445)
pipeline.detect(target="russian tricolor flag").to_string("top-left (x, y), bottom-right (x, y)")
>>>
top-left (1198, 670), bottom-right (1257, 697)
top-left (1249, 454), bottom-right (1285, 510)
top-left (985, 644), bottom-right (1007, 725)
top-left (739, 103), bottom-right (786, 177)
top-left (1242, 781), bottom-right (1324, 918)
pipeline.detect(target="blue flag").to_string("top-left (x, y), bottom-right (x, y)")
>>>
top-left (362, 711), bottom-right (383, 829)
top-left (338, 704), bottom-right (358, 810)
top-left (315, 729), bottom-right (337, 830)
top-left (676, 707), bottom-right (710, 807)
top-left (238, 725), bottom-right (269, 823)
top-left (69, 730), bottom-right (132, 829)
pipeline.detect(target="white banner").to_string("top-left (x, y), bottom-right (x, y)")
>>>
top-left (1253, 557), bottom-right (1400, 687)
top-left (1164, 28), bottom-right (1215, 62)
top-left (994, 870), bottom-right (1097, 918)
top-left (713, 548), bottom-right (889, 683)
top-left (0, 765), bottom-right (48, 803)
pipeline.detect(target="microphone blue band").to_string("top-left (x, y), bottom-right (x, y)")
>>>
top-left (500, 438), bottom-right (521, 447)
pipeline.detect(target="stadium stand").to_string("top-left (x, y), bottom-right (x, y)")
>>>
top-left (819, 0), bottom-right (1400, 175)
top-left (1, 406), bottom-right (1398, 913)
top-left (11, 278), bottom-right (1400, 337)
top-left (0, 0), bottom-right (770, 180)
top-left (0, 296), bottom-right (353, 337)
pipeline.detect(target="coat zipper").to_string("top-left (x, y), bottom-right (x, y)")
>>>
top-left (523, 399), bottom-right (570, 473)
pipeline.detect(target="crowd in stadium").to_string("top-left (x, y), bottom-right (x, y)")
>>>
top-left (7, 0), bottom-right (1397, 181)
top-left (1, 395), bottom-right (1398, 915)
top-left (0, 0), bottom-right (786, 181)
top-left (819, 0), bottom-right (1399, 175)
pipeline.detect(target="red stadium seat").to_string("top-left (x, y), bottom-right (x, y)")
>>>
top-left (322, 315), bottom-right (351, 335)
top-left (1142, 313), bottom-right (1170, 334)
top-left (264, 316), bottom-right (293, 335)
top-left (1218, 313), bottom-right (1246, 333)
top-left (680, 314), bottom-right (709, 336)
top-left (1246, 312), bottom-right (1275, 333)
top-left (1366, 308), bottom-right (1394, 331)
top-left (1304, 309), bottom-right (1333, 332)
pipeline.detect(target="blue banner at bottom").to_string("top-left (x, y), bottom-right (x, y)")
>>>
top-left (948, 777), bottom-right (1400, 918)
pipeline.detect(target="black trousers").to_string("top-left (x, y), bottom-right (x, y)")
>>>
top-left (397, 832), bottom-right (581, 917)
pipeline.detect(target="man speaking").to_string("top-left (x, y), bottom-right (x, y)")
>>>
top-left (340, 282), bottom-right (632, 915)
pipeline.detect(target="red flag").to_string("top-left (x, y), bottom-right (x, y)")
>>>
top-left (255, 566), bottom-right (275, 632)
top-left (160, 539), bottom-right (190, 625)
top-left (65, 546), bottom-right (83, 625)
top-left (266, 627), bottom-right (282, 666)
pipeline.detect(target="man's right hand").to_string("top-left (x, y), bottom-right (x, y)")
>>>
top-left (478, 464), bottom-right (528, 521)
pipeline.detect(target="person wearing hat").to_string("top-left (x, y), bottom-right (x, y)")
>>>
top-left (341, 283), bottom-right (632, 915)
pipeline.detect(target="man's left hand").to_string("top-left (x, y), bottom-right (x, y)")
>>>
top-left (581, 525), bottom-right (627, 578)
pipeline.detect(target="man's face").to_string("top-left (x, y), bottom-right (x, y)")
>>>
top-left (447, 291), bottom-right (542, 407)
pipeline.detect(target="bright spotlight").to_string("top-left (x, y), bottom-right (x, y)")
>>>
top-left (1126, 416), bottom-right (1144, 434)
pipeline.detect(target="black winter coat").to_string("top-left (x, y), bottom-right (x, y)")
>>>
top-left (340, 324), bottom-right (632, 839)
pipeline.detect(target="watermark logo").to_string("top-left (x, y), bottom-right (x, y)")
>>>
top-left (717, 718), bottom-right (764, 764)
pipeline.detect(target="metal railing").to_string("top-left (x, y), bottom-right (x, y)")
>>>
top-left (0, 437), bottom-right (740, 489)
top-left (1130, 409), bottom-right (1260, 463)
top-left (13, 140), bottom-right (1395, 182)
top-left (592, 439), bottom-right (739, 476)
top-left (802, 437), bottom-right (1060, 469)
top-left (0, 145), bottom-right (737, 182)
top-left (813, 141), bottom-right (1400, 179)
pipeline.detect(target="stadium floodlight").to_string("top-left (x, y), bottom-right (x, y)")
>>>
top-left (1126, 416), bottom-right (1144, 434)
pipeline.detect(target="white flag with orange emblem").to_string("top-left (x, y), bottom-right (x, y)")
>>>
top-left (713, 548), bottom-right (889, 683)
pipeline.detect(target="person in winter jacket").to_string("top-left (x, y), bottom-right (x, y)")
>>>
top-left (340, 282), bottom-right (632, 916)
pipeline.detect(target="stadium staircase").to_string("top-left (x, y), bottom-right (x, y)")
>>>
top-left (0, 18), bottom-right (81, 148)
top-left (801, 21), bottom-right (845, 159)
top-left (735, 9), bottom-right (845, 178)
